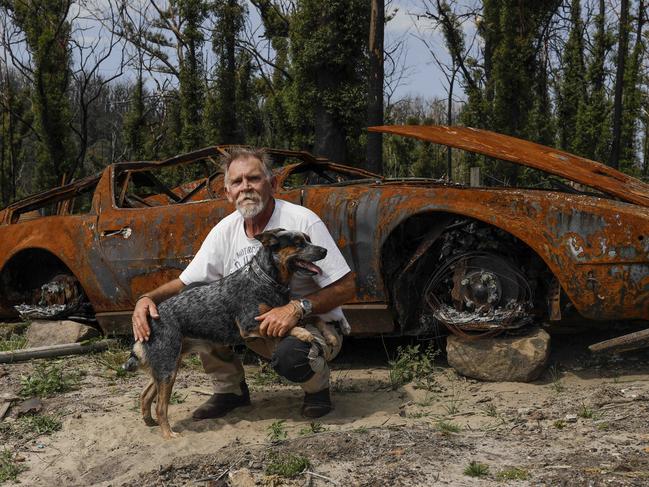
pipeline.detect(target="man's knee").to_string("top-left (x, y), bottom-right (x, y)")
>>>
top-left (271, 336), bottom-right (315, 383)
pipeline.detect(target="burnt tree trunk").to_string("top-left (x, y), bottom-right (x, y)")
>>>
top-left (314, 72), bottom-right (347, 163)
top-left (366, 0), bottom-right (384, 174)
top-left (609, 0), bottom-right (630, 169)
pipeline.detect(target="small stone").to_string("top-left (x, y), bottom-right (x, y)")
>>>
top-left (446, 327), bottom-right (551, 382)
top-left (565, 414), bottom-right (578, 423)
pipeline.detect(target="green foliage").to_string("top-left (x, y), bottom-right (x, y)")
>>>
top-left (388, 344), bottom-right (439, 390)
top-left (558, 0), bottom-right (587, 154)
top-left (11, 0), bottom-right (73, 191)
top-left (267, 420), bottom-right (287, 442)
top-left (578, 403), bottom-right (594, 419)
top-left (436, 420), bottom-right (461, 434)
top-left (0, 334), bottom-right (26, 352)
top-left (94, 345), bottom-right (131, 379)
top-left (298, 422), bottom-right (326, 435)
top-left (265, 452), bottom-right (310, 478)
top-left (169, 391), bottom-right (188, 404)
top-left (554, 419), bottom-right (566, 429)
top-left (20, 363), bottom-right (80, 397)
top-left (464, 460), bottom-right (489, 477)
top-left (122, 75), bottom-right (148, 160)
top-left (17, 413), bottom-right (62, 435)
top-left (0, 448), bottom-right (25, 483)
top-left (496, 467), bottom-right (529, 480)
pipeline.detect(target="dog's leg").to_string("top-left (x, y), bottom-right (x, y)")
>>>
top-left (314, 319), bottom-right (339, 348)
top-left (289, 326), bottom-right (315, 343)
top-left (156, 369), bottom-right (180, 440)
top-left (141, 379), bottom-right (158, 426)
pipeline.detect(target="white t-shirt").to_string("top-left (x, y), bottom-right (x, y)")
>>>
top-left (179, 199), bottom-right (352, 332)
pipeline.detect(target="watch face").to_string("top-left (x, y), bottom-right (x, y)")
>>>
top-left (301, 299), bottom-right (312, 315)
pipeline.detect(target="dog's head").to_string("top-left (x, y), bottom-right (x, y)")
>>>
top-left (254, 228), bottom-right (327, 282)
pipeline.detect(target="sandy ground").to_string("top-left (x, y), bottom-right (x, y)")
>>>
top-left (2, 329), bottom-right (649, 486)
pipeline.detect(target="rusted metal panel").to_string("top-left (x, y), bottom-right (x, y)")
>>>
top-left (370, 125), bottom-right (649, 207)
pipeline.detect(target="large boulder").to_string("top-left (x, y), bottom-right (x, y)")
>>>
top-left (25, 320), bottom-right (100, 348)
top-left (446, 327), bottom-right (550, 382)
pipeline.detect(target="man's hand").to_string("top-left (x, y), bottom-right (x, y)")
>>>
top-left (132, 297), bottom-right (159, 342)
top-left (255, 302), bottom-right (302, 337)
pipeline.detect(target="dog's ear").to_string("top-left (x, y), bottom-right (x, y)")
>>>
top-left (254, 228), bottom-right (285, 247)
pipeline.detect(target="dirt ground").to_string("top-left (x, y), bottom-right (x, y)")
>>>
top-left (2, 327), bottom-right (649, 486)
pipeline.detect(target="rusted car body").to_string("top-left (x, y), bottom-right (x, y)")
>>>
top-left (2, 125), bottom-right (649, 338)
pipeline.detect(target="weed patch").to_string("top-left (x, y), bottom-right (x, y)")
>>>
top-left (578, 403), bottom-right (594, 419)
top-left (548, 365), bottom-right (564, 393)
top-left (267, 420), bottom-right (287, 442)
top-left (0, 448), bottom-right (25, 483)
top-left (169, 392), bottom-right (187, 404)
top-left (436, 420), bottom-right (461, 434)
top-left (464, 460), bottom-right (489, 477)
top-left (17, 414), bottom-right (62, 436)
top-left (554, 420), bottom-right (566, 429)
top-left (388, 344), bottom-right (440, 390)
top-left (182, 354), bottom-right (203, 370)
top-left (496, 467), bottom-right (528, 480)
top-left (94, 346), bottom-right (131, 379)
top-left (251, 361), bottom-right (290, 387)
top-left (20, 363), bottom-right (80, 397)
top-left (0, 335), bottom-right (27, 352)
top-left (298, 422), bottom-right (326, 435)
top-left (265, 452), bottom-right (309, 478)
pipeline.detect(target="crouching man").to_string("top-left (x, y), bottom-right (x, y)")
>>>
top-left (131, 148), bottom-right (355, 418)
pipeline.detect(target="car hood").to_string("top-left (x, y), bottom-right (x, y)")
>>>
top-left (370, 125), bottom-right (649, 207)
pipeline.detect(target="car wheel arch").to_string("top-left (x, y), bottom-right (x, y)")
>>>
top-left (0, 247), bottom-right (93, 319)
top-left (379, 210), bottom-right (564, 334)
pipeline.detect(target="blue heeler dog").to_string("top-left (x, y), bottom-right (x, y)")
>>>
top-left (123, 228), bottom-right (337, 439)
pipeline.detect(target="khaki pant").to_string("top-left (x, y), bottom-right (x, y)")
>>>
top-left (199, 322), bottom-right (343, 394)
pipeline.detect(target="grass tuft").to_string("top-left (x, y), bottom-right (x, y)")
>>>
top-left (388, 344), bottom-right (440, 391)
top-left (0, 448), bottom-right (25, 483)
top-left (436, 420), bottom-right (461, 434)
top-left (578, 403), bottom-right (594, 419)
top-left (265, 452), bottom-right (310, 478)
top-left (0, 335), bottom-right (27, 352)
top-left (20, 362), bottom-right (80, 397)
top-left (548, 364), bottom-right (564, 393)
top-left (496, 467), bottom-right (529, 480)
top-left (182, 354), bottom-right (204, 370)
top-left (169, 391), bottom-right (187, 404)
top-left (298, 422), bottom-right (326, 435)
top-left (250, 360), bottom-right (290, 387)
top-left (554, 420), bottom-right (566, 429)
top-left (17, 414), bottom-right (62, 435)
top-left (267, 420), bottom-right (287, 442)
top-left (464, 460), bottom-right (489, 477)
top-left (94, 346), bottom-right (131, 378)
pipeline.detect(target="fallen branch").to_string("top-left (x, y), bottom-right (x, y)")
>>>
top-left (0, 339), bottom-right (117, 363)
top-left (304, 470), bottom-right (339, 485)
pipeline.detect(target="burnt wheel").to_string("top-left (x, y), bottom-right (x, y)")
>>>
top-left (424, 251), bottom-right (533, 336)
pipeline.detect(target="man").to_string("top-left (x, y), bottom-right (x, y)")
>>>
top-left (132, 148), bottom-right (355, 419)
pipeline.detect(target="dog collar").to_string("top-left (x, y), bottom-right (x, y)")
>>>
top-left (248, 259), bottom-right (290, 295)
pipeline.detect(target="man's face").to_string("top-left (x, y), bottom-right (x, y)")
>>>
top-left (225, 156), bottom-right (275, 219)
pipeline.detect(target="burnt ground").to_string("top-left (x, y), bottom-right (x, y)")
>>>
top-left (2, 325), bottom-right (649, 486)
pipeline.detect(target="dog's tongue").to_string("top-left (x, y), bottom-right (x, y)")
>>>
top-left (296, 260), bottom-right (322, 274)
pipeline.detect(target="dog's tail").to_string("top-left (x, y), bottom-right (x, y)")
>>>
top-left (122, 342), bottom-right (146, 372)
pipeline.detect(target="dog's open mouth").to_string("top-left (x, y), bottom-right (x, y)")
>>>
top-left (294, 259), bottom-right (322, 275)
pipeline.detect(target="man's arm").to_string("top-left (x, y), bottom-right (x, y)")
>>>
top-left (256, 272), bottom-right (356, 337)
top-left (132, 278), bottom-right (186, 342)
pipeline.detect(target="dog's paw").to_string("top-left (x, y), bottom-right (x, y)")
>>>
top-left (324, 334), bottom-right (339, 348)
top-left (292, 327), bottom-right (315, 343)
top-left (162, 429), bottom-right (180, 440)
top-left (143, 416), bottom-right (158, 427)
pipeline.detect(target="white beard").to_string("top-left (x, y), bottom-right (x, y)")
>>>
top-left (236, 192), bottom-right (264, 218)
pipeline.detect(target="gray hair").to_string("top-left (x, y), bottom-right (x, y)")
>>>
top-left (221, 147), bottom-right (273, 185)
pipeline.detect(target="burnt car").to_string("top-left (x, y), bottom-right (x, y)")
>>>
top-left (2, 125), bottom-right (649, 345)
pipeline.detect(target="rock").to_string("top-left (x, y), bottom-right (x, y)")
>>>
top-left (565, 414), bottom-right (578, 423)
top-left (25, 320), bottom-right (100, 347)
top-left (14, 397), bottom-right (43, 417)
top-left (446, 327), bottom-right (550, 382)
top-left (228, 468), bottom-right (256, 487)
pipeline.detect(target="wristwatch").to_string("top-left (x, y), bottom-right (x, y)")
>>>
top-left (298, 298), bottom-right (313, 318)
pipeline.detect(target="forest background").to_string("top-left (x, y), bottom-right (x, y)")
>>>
top-left (0, 0), bottom-right (647, 206)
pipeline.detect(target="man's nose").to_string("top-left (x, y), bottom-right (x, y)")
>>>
top-left (242, 178), bottom-right (252, 190)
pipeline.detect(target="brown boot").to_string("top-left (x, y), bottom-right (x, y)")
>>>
top-left (192, 382), bottom-right (250, 420)
top-left (301, 388), bottom-right (332, 418)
